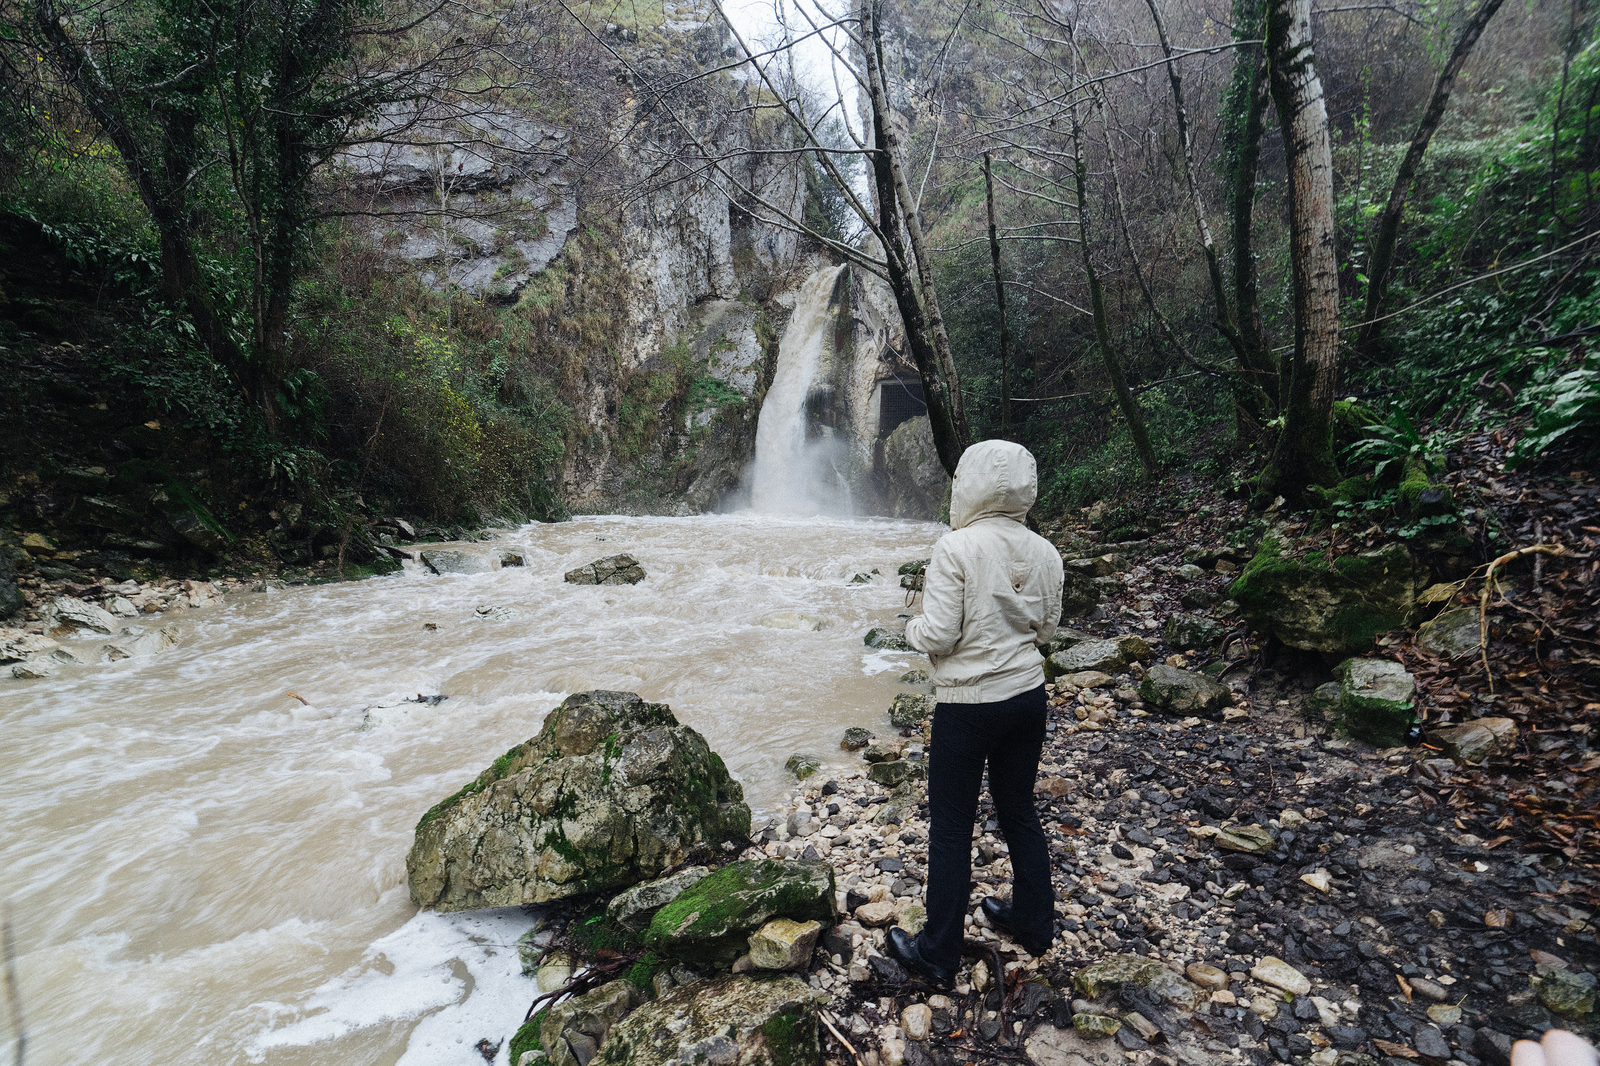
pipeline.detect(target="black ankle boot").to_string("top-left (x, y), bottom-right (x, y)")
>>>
top-left (981, 897), bottom-right (1053, 956)
top-left (886, 927), bottom-right (955, 985)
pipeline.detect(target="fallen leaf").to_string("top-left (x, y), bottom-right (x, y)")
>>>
top-left (1374, 1039), bottom-right (1419, 1058)
top-left (1484, 835), bottom-right (1513, 849)
top-left (1397, 974), bottom-right (1414, 1002)
top-left (1485, 909), bottom-right (1510, 928)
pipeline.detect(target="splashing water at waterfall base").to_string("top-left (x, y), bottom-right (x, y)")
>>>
top-left (748, 264), bottom-right (853, 514)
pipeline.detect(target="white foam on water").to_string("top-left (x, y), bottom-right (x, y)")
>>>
top-left (248, 908), bottom-right (539, 1064)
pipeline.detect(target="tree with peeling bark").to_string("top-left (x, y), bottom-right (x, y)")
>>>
top-left (1259, 0), bottom-right (1343, 501)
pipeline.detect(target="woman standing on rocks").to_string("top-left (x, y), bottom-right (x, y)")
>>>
top-left (887, 439), bottom-right (1064, 984)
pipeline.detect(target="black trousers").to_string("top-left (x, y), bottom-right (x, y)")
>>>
top-left (919, 684), bottom-right (1053, 969)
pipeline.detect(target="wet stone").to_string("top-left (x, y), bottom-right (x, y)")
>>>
top-left (1413, 1027), bottom-right (1451, 1060)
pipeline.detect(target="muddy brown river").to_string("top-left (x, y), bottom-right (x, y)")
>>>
top-left (2, 513), bottom-right (941, 1066)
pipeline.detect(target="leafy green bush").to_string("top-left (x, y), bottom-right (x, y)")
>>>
top-left (1508, 352), bottom-right (1600, 468)
top-left (1343, 408), bottom-right (1448, 482)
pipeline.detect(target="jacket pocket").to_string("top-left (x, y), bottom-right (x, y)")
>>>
top-left (1008, 560), bottom-right (1031, 593)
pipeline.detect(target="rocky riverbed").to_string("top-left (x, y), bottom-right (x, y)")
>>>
top-left (760, 660), bottom-right (1598, 1066)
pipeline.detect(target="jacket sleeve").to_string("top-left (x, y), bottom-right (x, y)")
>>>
top-left (905, 538), bottom-right (964, 659)
top-left (1035, 549), bottom-right (1063, 647)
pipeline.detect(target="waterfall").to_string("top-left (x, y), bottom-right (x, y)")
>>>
top-left (749, 264), bottom-right (850, 513)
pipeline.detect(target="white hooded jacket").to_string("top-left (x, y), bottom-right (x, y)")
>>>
top-left (905, 440), bottom-right (1064, 704)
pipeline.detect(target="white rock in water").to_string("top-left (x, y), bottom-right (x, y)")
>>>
top-left (0, 628), bottom-right (59, 663)
top-left (43, 597), bottom-right (118, 634)
top-left (108, 596), bottom-right (139, 617)
top-left (101, 624), bottom-right (180, 661)
top-left (422, 549), bottom-right (499, 575)
top-left (1251, 956), bottom-right (1311, 996)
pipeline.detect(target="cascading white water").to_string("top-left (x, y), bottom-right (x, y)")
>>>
top-left (1, 513), bottom-right (940, 1066)
top-left (749, 264), bottom-right (851, 513)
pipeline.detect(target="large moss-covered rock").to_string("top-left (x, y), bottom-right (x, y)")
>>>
top-left (406, 691), bottom-right (751, 911)
top-left (595, 973), bottom-right (824, 1066)
top-left (1335, 659), bottom-right (1416, 747)
top-left (1228, 538), bottom-right (1419, 654)
top-left (645, 859), bottom-right (837, 967)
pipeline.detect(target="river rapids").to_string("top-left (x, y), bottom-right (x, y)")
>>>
top-left (3, 512), bottom-right (941, 1066)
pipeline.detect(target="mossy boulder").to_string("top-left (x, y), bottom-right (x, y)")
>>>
top-left (1139, 664), bottom-right (1232, 717)
top-left (645, 859), bottom-right (837, 968)
top-left (1227, 538), bottom-right (1419, 655)
top-left (406, 691), bottom-right (751, 912)
top-left (1417, 606), bottom-right (1481, 660)
top-left (1042, 628), bottom-right (1095, 656)
top-left (1335, 658), bottom-right (1417, 747)
top-left (784, 753), bottom-right (822, 780)
top-left (1073, 954), bottom-right (1165, 997)
top-left (867, 758), bottom-right (925, 788)
top-left (594, 973), bottom-right (824, 1066)
top-left (888, 693), bottom-right (934, 728)
top-left (1332, 400), bottom-right (1384, 456)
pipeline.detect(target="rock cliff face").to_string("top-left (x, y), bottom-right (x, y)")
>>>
top-left (342, 18), bottom-right (812, 515)
top-left (337, 14), bottom-right (952, 518)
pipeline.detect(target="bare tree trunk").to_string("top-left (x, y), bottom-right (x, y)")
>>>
top-left (1260, 0), bottom-right (1342, 500)
top-left (983, 152), bottom-right (1014, 439)
top-left (1071, 111), bottom-right (1157, 476)
top-left (1223, 0), bottom-right (1279, 431)
top-left (865, 0), bottom-right (971, 455)
top-left (861, 0), bottom-right (971, 474)
top-left (1358, 0), bottom-right (1506, 349)
top-left (1144, 0), bottom-right (1243, 355)
top-left (1099, 101), bottom-right (1276, 419)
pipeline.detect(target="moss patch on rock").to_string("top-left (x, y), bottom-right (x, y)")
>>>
top-left (645, 859), bottom-right (837, 968)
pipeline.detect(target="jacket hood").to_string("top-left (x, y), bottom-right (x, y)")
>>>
top-left (949, 439), bottom-right (1038, 530)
